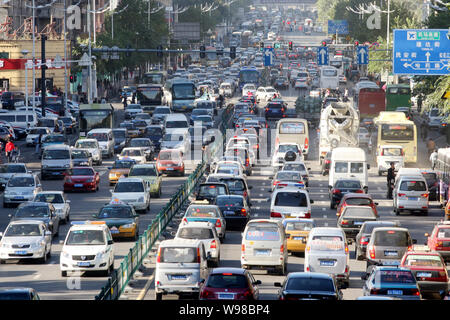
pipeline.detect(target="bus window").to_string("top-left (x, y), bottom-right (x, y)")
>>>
top-left (279, 122), bottom-right (305, 134)
top-left (381, 124), bottom-right (414, 140)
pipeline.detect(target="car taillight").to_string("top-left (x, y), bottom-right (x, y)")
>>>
top-left (241, 288), bottom-right (253, 299)
top-left (407, 245), bottom-right (413, 252)
top-left (398, 193), bottom-right (406, 197)
top-left (183, 217), bottom-right (188, 223)
top-left (270, 212), bottom-right (282, 218)
top-left (306, 266), bottom-right (310, 271)
top-left (381, 150), bottom-right (384, 156)
top-left (245, 158), bottom-right (249, 166)
top-left (273, 180), bottom-right (280, 186)
top-left (210, 240), bottom-right (217, 249)
top-left (243, 191), bottom-right (248, 198)
top-left (215, 219), bottom-right (221, 228)
top-left (411, 288), bottom-right (420, 296)
top-left (370, 288), bottom-right (379, 295)
top-left (355, 189), bottom-right (364, 193)
top-left (345, 244), bottom-right (349, 254)
top-left (304, 212), bottom-right (311, 218)
top-left (240, 208), bottom-right (247, 216)
top-left (325, 160), bottom-right (331, 164)
top-left (265, 108), bottom-right (269, 112)
top-left (438, 271), bottom-right (448, 282)
top-left (156, 247), bottom-right (161, 263)
top-left (197, 247), bottom-right (201, 263)
top-left (341, 220), bottom-right (349, 225)
top-left (200, 288), bottom-right (213, 299)
top-left (280, 244), bottom-right (284, 254)
top-left (304, 137), bottom-right (308, 150)
top-left (241, 244), bottom-right (245, 252)
top-left (360, 237), bottom-right (369, 245)
top-left (368, 246), bottom-right (376, 259)
top-left (421, 193), bottom-right (429, 198)
top-left (332, 189), bottom-right (341, 194)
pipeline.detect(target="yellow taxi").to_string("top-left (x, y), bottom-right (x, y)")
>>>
top-left (282, 218), bottom-right (316, 254)
top-left (108, 159), bottom-right (136, 186)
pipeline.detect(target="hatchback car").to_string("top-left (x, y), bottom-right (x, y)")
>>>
top-left (63, 167), bottom-right (100, 192)
top-left (182, 204), bottom-right (226, 241)
top-left (355, 221), bottom-right (401, 261)
top-left (93, 202), bottom-right (140, 241)
top-left (329, 179), bottom-right (364, 209)
top-left (3, 173), bottom-right (42, 208)
top-left (9, 202), bottom-right (59, 237)
top-left (275, 272), bottom-right (343, 300)
top-left (33, 191), bottom-right (71, 224)
top-left (336, 193), bottom-right (378, 218)
top-left (271, 170), bottom-right (304, 192)
top-left (156, 149), bottom-right (185, 176)
top-left (283, 218), bottom-right (316, 255)
top-left (110, 178), bottom-right (150, 213)
top-left (118, 147), bottom-right (146, 164)
top-left (199, 268), bottom-right (260, 300)
top-left (281, 161), bottom-right (310, 187)
top-left (337, 206), bottom-right (378, 242)
top-left (270, 187), bottom-right (313, 219)
top-left (393, 175), bottom-right (429, 216)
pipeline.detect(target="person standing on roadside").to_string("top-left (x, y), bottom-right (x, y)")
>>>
top-left (5, 139), bottom-right (15, 163)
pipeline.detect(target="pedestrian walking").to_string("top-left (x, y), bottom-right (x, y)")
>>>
top-left (430, 149), bottom-right (438, 170)
top-left (427, 138), bottom-right (436, 157)
top-left (35, 133), bottom-right (42, 155)
top-left (5, 139), bottom-right (15, 163)
top-left (421, 121), bottom-right (428, 140)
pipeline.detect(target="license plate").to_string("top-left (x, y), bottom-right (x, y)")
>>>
top-left (171, 275), bottom-right (187, 280)
top-left (74, 184), bottom-right (83, 187)
top-left (383, 260), bottom-right (400, 266)
top-left (255, 249), bottom-right (270, 256)
top-left (14, 196), bottom-right (24, 200)
top-left (354, 221), bottom-right (364, 226)
top-left (218, 293), bottom-right (235, 300)
top-left (417, 272), bottom-right (432, 278)
top-left (387, 290), bottom-right (403, 295)
top-left (293, 237), bottom-right (303, 241)
top-left (110, 229), bottom-right (120, 234)
top-left (320, 260), bottom-right (335, 267)
top-left (15, 250), bottom-right (27, 255)
top-left (166, 168), bottom-right (174, 171)
top-left (182, 106), bottom-right (187, 109)
top-left (384, 251), bottom-right (398, 256)
top-left (224, 211), bottom-right (235, 215)
top-left (52, 172), bottom-right (60, 175)
top-left (77, 262), bottom-right (91, 267)
top-left (408, 197), bottom-right (418, 200)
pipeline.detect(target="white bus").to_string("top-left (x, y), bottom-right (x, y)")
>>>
top-left (319, 66), bottom-right (339, 90)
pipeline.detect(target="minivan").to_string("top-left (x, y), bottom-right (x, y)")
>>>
top-left (393, 175), bottom-right (429, 216)
top-left (329, 147), bottom-right (369, 193)
top-left (155, 239), bottom-right (209, 300)
top-left (241, 219), bottom-right (288, 275)
top-left (86, 128), bottom-right (115, 158)
top-left (164, 114), bottom-right (189, 135)
top-left (0, 112), bottom-right (38, 129)
top-left (304, 227), bottom-right (350, 288)
top-left (41, 144), bottom-right (72, 180)
top-left (270, 187), bottom-right (313, 219)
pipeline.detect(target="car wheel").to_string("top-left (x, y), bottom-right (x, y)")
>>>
top-left (395, 208), bottom-right (400, 216)
top-left (155, 292), bottom-right (163, 300)
top-left (3, 202), bottom-right (7, 208)
top-left (330, 201), bottom-right (335, 209)
top-left (61, 271), bottom-right (67, 277)
top-left (277, 264), bottom-right (286, 276)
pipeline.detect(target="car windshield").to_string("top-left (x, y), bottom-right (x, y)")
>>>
top-left (130, 140), bottom-right (151, 147)
top-left (275, 172), bottom-right (302, 181)
top-left (374, 230), bottom-right (408, 246)
top-left (399, 181), bottom-right (426, 191)
top-left (97, 206), bottom-right (133, 218)
top-left (112, 161), bottom-right (134, 169)
top-left (113, 130), bottom-right (126, 138)
top-left (121, 149), bottom-right (142, 157)
top-left (278, 145), bottom-right (299, 153)
top-left (29, 128), bottom-right (47, 135)
top-left (133, 120), bottom-right (147, 127)
top-left (159, 151), bottom-right (180, 160)
top-left (245, 224), bottom-right (280, 241)
top-left (34, 193), bottom-right (64, 204)
top-left (15, 206), bottom-right (48, 218)
top-left (154, 108), bottom-right (170, 115)
top-left (283, 163), bottom-right (306, 172)
top-left (422, 173), bottom-right (437, 183)
top-left (66, 230), bottom-right (105, 245)
top-left (76, 141), bottom-right (97, 148)
top-left (129, 167), bottom-right (157, 176)
top-left (68, 168), bottom-right (94, 176)
top-left (404, 254), bottom-right (443, 267)
top-left (274, 192), bottom-right (307, 207)
top-left (199, 185), bottom-right (227, 197)
top-left (197, 116), bottom-right (212, 122)
top-left (285, 221), bottom-right (314, 231)
top-left (146, 128), bottom-right (163, 135)
top-left (335, 181), bottom-right (361, 189)
top-left (310, 236), bottom-right (344, 251)
top-left (186, 206), bottom-right (219, 217)
top-left (382, 148), bottom-right (402, 156)
top-left (42, 149), bottom-right (69, 160)
top-left (8, 177), bottom-right (34, 187)
top-left (178, 227), bottom-right (214, 240)
top-left (436, 228), bottom-right (450, 238)
top-left (127, 105), bottom-right (141, 110)
top-left (163, 134), bottom-right (184, 142)
top-left (206, 274), bottom-right (248, 289)
top-left (216, 166), bottom-right (239, 175)
top-left (377, 270), bottom-right (415, 284)
top-left (286, 278), bottom-right (334, 292)
top-left (136, 114), bottom-right (150, 119)
top-left (215, 178), bottom-right (244, 191)
top-left (0, 165), bottom-right (26, 174)
top-left (192, 109), bottom-right (208, 116)
top-left (5, 224), bottom-right (42, 237)
top-left (342, 207), bottom-right (374, 218)
top-left (114, 182), bottom-right (144, 193)
top-left (43, 135), bottom-right (64, 143)
top-left (166, 121), bottom-right (188, 128)
top-left (345, 198), bottom-right (372, 206)
top-left (160, 247), bottom-right (197, 263)
top-left (216, 196), bottom-right (244, 206)
top-left (87, 132), bottom-right (108, 141)
top-left (72, 150), bottom-right (90, 159)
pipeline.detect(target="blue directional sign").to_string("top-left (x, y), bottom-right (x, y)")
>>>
top-left (393, 29), bottom-right (450, 75)
top-left (357, 46), bottom-right (369, 65)
top-left (264, 48), bottom-right (274, 67)
top-left (317, 46), bottom-right (329, 65)
top-left (328, 20), bottom-right (349, 35)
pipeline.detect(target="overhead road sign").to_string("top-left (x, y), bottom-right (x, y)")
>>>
top-left (393, 29), bottom-right (450, 75)
top-left (357, 46), bottom-right (369, 65)
top-left (264, 47), bottom-right (274, 66)
top-left (328, 20), bottom-right (349, 35)
top-left (317, 46), bottom-right (328, 65)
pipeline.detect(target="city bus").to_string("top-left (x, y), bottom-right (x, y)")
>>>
top-left (385, 84), bottom-right (412, 111)
top-left (374, 111), bottom-right (417, 163)
top-left (143, 71), bottom-right (166, 85)
top-left (434, 147), bottom-right (450, 206)
top-left (238, 66), bottom-right (260, 90)
top-left (79, 103), bottom-right (114, 136)
top-left (164, 79), bottom-right (197, 112)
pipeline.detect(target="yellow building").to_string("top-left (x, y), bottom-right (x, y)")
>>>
top-left (0, 39), bottom-right (70, 93)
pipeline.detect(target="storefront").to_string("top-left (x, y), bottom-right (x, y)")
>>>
top-left (0, 40), bottom-right (70, 93)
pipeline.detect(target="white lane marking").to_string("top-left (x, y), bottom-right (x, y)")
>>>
top-left (33, 274), bottom-right (41, 280)
top-left (320, 195), bottom-right (324, 198)
top-left (322, 208), bottom-right (326, 211)
top-left (319, 184), bottom-right (323, 187)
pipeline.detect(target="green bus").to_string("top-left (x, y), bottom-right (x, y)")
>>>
top-left (385, 84), bottom-right (412, 111)
top-left (79, 104), bottom-right (114, 136)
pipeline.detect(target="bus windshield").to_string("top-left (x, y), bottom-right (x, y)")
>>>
top-left (145, 73), bottom-right (163, 84)
top-left (381, 124), bottom-right (414, 141)
top-left (239, 70), bottom-right (259, 83)
top-left (80, 109), bottom-right (113, 132)
top-left (172, 84), bottom-right (195, 99)
top-left (322, 69), bottom-right (337, 77)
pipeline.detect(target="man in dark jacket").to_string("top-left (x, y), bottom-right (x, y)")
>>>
top-left (387, 162), bottom-right (396, 199)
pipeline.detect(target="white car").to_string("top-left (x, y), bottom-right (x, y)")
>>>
top-left (3, 173), bottom-right (42, 208)
top-left (26, 127), bottom-right (51, 146)
top-left (118, 147), bottom-right (147, 164)
top-left (160, 131), bottom-right (190, 156)
top-left (74, 138), bottom-right (102, 165)
top-left (110, 178), bottom-right (150, 213)
top-left (376, 145), bottom-right (405, 176)
top-left (271, 143), bottom-right (303, 168)
top-left (33, 191), bottom-right (71, 224)
top-left (242, 83), bottom-right (257, 97)
top-left (219, 82), bottom-right (233, 98)
top-left (125, 104), bottom-right (143, 119)
top-left (214, 161), bottom-right (245, 176)
top-left (175, 221), bottom-right (221, 267)
top-left (256, 86), bottom-right (278, 102)
top-left (0, 220), bottom-right (52, 264)
top-left (270, 187), bottom-right (312, 219)
top-left (60, 221), bottom-right (115, 277)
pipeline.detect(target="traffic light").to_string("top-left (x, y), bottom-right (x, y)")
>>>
top-left (288, 41), bottom-right (293, 51)
top-left (259, 41), bottom-right (264, 51)
top-left (157, 45), bottom-right (163, 58)
top-left (230, 46), bottom-right (236, 59)
top-left (321, 41), bottom-right (327, 47)
top-left (354, 40), bottom-right (359, 46)
top-left (69, 75), bottom-right (74, 83)
top-left (200, 45), bottom-right (206, 59)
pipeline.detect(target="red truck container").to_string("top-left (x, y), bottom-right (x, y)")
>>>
top-left (357, 87), bottom-right (386, 117)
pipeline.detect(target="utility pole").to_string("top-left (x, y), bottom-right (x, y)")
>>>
top-left (41, 35), bottom-right (47, 117)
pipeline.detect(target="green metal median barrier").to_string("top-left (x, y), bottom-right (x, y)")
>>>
top-left (94, 104), bottom-right (234, 300)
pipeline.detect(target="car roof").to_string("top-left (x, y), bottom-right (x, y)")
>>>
top-left (9, 173), bottom-right (35, 178)
top-left (342, 193), bottom-right (372, 199)
top-left (210, 267), bottom-right (246, 275)
top-left (9, 219), bottom-right (46, 225)
top-left (372, 227), bottom-right (409, 233)
top-left (44, 144), bottom-right (70, 150)
top-left (287, 272), bottom-right (333, 280)
top-left (374, 266), bottom-right (411, 272)
top-left (179, 221), bottom-right (215, 229)
top-left (159, 238), bottom-right (202, 247)
top-left (310, 227), bottom-right (344, 236)
top-left (36, 191), bottom-right (64, 195)
top-left (116, 178), bottom-right (144, 183)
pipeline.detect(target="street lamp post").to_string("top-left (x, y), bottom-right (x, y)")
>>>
top-left (21, 50), bottom-right (29, 108)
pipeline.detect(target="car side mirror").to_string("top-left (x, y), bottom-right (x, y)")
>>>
top-left (253, 280), bottom-right (262, 285)
top-left (268, 176), bottom-right (273, 180)
top-left (374, 202), bottom-right (379, 206)
top-left (107, 240), bottom-right (114, 245)
top-left (308, 168), bottom-right (311, 171)
top-left (274, 282), bottom-right (282, 287)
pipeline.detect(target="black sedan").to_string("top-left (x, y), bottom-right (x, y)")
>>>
top-left (215, 195), bottom-right (250, 231)
top-left (275, 272), bottom-right (343, 300)
top-left (329, 179), bottom-right (364, 209)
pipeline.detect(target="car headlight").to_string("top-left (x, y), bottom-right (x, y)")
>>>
top-left (32, 240), bottom-right (45, 248)
top-left (121, 223), bottom-right (135, 229)
top-left (109, 173), bottom-right (116, 179)
top-left (64, 164), bottom-right (70, 168)
top-left (80, 161), bottom-right (89, 166)
top-left (138, 196), bottom-right (144, 202)
top-left (6, 191), bottom-right (16, 196)
top-left (62, 251), bottom-right (70, 259)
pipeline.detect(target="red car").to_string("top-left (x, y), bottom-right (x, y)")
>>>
top-left (401, 251), bottom-right (448, 299)
top-left (156, 149), bottom-right (185, 176)
top-left (336, 193), bottom-right (378, 218)
top-left (63, 167), bottom-right (100, 192)
top-left (425, 221), bottom-right (450, 263)
top-left (199, 268), bottom-right (260, 300)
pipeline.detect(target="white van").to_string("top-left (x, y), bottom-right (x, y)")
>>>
top-left (376, 145), bottom-right (405, 176)
top-left (329, 147), bottom-right (369, 192)
top-left (270, 187), bottom-right (313, 219)
top-left (155, 239), bottom-right (209, 300)
top-left (86, 128), bottom-right (115, 158)
top-left (304, 227), bottom-right (350, 288)
top-left (164, 114), bottom-right (189, 135)
top-left (0, 111), bottom-right (38, 129)
top-left (393, 175), bottom-right (429, 216)
top-left (41, 144), bottom-right (72, 179)
top-left (395, 168), bottom-right (422, 183)
top-left (275, 119), bottom-right (310, 159)
top-left (241, 219), bottom-right (288, 275)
